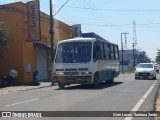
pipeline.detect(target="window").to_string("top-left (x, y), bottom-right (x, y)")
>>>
top-left (93, 42), bottom-right (100, 60)
top-left (55, 42), bottom-right (92, 63)
top-left (100, 42), bottom-right (105, 59)
top-left (110, 45), bottom-right (114, 59)
top-left (114, 45), bottom-right (119, 59)
top-left (104, 43), bottom-right (110, 59)
top-left (93, 41), bottom-right (119, 60)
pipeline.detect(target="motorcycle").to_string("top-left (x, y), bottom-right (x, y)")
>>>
top-left (0, 75), bottom-right (15, 88)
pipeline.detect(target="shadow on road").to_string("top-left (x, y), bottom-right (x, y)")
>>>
top-left (55, 81), bottom-right (123, 90)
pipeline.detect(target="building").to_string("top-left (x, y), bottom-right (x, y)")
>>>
top-left (0, 2), bottom-right (72, 84)
top-left (119, 49), bottom-right (147, 71)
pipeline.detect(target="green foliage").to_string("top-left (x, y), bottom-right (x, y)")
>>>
top-left (156, 50), bottom-right (160, 63)
top-left (0, 22), bottom-right (8, 58)
top-left (123, 70), bottom-right (134, 74)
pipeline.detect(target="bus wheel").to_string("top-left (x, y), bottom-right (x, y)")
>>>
top-left (93, 74), bottom-right (99, 88)
top-left (58, 81), bottom-right (65, 89)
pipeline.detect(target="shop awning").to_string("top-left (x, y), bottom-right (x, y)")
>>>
top-left (33, 43), bottom-right (54, 49)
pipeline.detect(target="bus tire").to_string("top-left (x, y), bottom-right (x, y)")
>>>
top-left (93, 74), bottom-right (99, 88)
top-left (58, 81), bottom-right (65, 89)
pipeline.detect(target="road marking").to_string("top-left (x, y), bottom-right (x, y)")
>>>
top-left (5, 98), bottom-right (40, 107)
top-left (124, 80), bottom-right (157, 120)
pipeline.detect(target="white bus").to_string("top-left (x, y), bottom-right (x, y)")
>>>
top-left (53, 37), bottom-right (120, 89)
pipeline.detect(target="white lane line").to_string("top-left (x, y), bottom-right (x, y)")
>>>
top-left (124, 80), bottom-right (157, 120)
top-left (5, 98), bottom-right (40, 107)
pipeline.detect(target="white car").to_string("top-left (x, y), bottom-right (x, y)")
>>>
top-left (135, 63), bottom-right (157, 80)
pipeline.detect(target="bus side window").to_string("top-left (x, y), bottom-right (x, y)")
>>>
top-left (110, 45), bottom-right (114, 59)
top-left (103, 43), bottom-right (106, 59)
top-left (114, 45), bottom-right (119, 59)
top-left (104, 43), bottom-right (109, 59)
top-left (93, 43), bottom-right (96, 60)
top-left (108, 45), bottom-right (111, 59)
top-left (100, 42), bottom-right (105, 59)
top-left (93, 42), bottom-right (100, 61)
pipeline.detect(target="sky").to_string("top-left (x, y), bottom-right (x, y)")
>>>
top-left (1, 0), bottom-right (160, 61)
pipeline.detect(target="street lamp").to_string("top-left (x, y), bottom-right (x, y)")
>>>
top-left (121, 33), bottom-right (129, 73)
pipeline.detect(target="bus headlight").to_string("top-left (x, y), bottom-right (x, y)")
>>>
top-left (81, 72), bottom-right (92, 75)
top-left (54, 72), bottom-right (63, 75)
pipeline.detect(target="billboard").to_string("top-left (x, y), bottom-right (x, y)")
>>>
top-left (72, 24), bottom-right (81, 37)
top-left (27, 0), bottom-right (41, 42)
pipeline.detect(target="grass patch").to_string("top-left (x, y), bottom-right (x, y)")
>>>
top-left (123, 70), bottom-right (135, 74)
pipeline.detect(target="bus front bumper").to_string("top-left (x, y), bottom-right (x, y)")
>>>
top-left (53, 76), bottom-right (92, 84)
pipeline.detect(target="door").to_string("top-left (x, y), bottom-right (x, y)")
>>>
top-left (37, 48), bottom-right (48, 80)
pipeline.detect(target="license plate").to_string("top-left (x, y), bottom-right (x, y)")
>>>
top-left (142, 74), bottom-right (147, 76)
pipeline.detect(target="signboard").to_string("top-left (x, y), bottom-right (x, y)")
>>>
top-left (72, 24), bottom-right (81, 37)
top-left (27, 0), bottom-right (41, 42)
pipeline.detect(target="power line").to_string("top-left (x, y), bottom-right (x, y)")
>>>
top-left (57, 5), bottom-right (160, 12)
top-left (63, 22), bottom-right (160, 27)
top-left (77, 0), bottom-right (104, 25)
top-left (1, 4), bottom-right (160, 30)
top-left (54, 0), bottom-right (69, 17)
top-left (84, 0), bottom-right (114, 27)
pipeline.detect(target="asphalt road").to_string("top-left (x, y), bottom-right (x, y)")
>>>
top-left (0, 73), bottom-right (160, 120)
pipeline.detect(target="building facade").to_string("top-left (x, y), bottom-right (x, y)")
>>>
top-left (0, 2), bottom-right (72, 84)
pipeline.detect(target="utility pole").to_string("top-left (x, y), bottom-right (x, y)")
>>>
top-left (121, 33), bottom-right (129, 73)
top-left (132, 43), bottom-right (136, 68)
top-left (133, 20), bottom-right (138, 50)
top-left (49, 0), bottom-right (70, 85)
top-left (133, 20), bottom-right (138, 67)
top-left (49, 0), bottom-right (55, 85)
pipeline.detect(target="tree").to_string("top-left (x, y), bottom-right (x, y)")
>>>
top-left (156, 50), bottom-right (160, 63)
top-left (0, 22), bottom-right (8, 58)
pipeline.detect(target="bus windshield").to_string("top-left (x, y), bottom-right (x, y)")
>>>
top-left (55, 42), bottom-right (92, 63)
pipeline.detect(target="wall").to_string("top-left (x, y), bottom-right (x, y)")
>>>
top-left (0, 2), bottom-right (72, 84)
top-left (0, 2), bottom-right (26, 83)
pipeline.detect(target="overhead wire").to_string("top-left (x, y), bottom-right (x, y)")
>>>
top-left (57, 5), bottom-right (160, 12)
top-left (1, 1), bottom-right (160, 28)
top-left (77, 0), bottom-right (104, 25)
top-left (83, 0), bottom-right (124, 33)
top-left (82, 0), bottom-right (107, 25)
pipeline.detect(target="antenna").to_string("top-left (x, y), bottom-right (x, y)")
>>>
top-left (133, 20), bottom-right (138, 50)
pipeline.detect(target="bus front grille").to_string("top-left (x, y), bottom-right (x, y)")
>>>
top-left (64, 72), bottom-right (78, 75)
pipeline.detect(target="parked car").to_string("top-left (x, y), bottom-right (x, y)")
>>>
top-left (134, 63), bottom-right (157, 80)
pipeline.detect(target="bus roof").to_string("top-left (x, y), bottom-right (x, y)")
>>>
top-left (58, 37), bottom-right (111, 44)
top-left (82, 32), bottom-right (107, 41)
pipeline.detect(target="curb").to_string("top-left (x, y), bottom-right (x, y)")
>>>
top-left (0, 84), bottom-right (52, 95)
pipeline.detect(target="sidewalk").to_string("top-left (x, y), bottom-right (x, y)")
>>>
top-left (0, 82), bottom-right (52, 95)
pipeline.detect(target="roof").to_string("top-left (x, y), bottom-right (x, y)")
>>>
top-left (58, 37), bottom-right (96, 44)
top-left (82, 32), bottom-right (109, 42)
